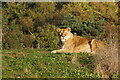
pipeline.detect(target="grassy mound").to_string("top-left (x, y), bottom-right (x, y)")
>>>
top-left (2, 48), bottom-right (100, 78)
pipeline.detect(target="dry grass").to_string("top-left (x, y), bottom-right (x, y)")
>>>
top-left (95, 25), bottom-right (119, 79)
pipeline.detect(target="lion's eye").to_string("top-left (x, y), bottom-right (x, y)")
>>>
top-left (62, 30), bottom-right (65, 32)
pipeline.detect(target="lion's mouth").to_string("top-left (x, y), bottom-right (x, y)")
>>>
top-left (61, 36), bottom-right (66, 42)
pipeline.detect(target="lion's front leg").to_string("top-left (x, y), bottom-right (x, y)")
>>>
top-left (51, 49), bottom-right (72, 53)
top-left (51, 49), bottom-right (65, 53)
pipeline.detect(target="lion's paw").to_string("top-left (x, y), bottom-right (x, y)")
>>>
top-left (51, 50), bottom-right (57, 53)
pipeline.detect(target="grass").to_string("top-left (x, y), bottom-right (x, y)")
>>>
top-left (2, 48), bottom-right (102, 78)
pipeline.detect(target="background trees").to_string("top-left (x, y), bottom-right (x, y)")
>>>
top-left (60, 14), bottom-right (105, 39)
top-left (2, 2), bottom-right (119, 49)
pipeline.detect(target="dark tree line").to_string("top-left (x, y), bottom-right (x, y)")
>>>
top-left (2, 2), bottom-right (119, 49)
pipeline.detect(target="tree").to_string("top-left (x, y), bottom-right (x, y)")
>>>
top-left (60, 14), bottom-right (105, 39)
top-left (2, 2), bottom-right (118, 49)
top-left (60, 2), bottom-right (118, 24)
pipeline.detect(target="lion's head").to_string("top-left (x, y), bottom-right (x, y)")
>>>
top-left (57, 27), bottom-right (73, 42)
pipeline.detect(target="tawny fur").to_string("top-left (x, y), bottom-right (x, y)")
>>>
top-left (51, 27), bottom-right (118, 79)
top-left (51, 27), bottom-right (107, 54)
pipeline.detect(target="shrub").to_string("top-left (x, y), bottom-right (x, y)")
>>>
top-left (2, 24), bottom-right (24, 49)
top-left (60, 14), bottom-right (105, 39)
top-left (37, 24), bottom-right (60, 49)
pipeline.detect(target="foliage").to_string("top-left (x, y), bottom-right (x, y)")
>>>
top-left (60, 14), bottom-right (105, 39)
top-left (2, 2), bottom-right (58, 49)
top-left (36, 24), bottom-right (59, 48)
top-left (2, 2), bottom-right (119, 49)
top-left (2, 24), bottom-right (24, 49)
top-left (3, 49), bottom-right (118, 78)
top-left (2, 2), bottom-right (119, 79)
top-left (2, 49), bottom-right (100, 78)
top-left (60, 2), bottom-right (118, 24)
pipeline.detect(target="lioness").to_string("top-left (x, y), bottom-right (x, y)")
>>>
top-left (51, 27), bottom-right (107, 54)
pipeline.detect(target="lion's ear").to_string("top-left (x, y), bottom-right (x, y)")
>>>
top-left (57, 28), bottom-right (61, 32)
top-left (67, 27), bottom-right (71, 32)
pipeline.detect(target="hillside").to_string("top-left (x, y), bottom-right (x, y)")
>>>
top-left (2, 2), bottom-right (119, 49)
top-left (2, 2), bottom-right (119, 79)
top-left (2, 48), bottom-right (100, 78)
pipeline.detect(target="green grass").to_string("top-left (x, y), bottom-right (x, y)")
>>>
top-left (2, 48), bottom-right (101, 78)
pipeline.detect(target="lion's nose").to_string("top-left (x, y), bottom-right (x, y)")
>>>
top-left (60, 34), bottom-right (64, 37)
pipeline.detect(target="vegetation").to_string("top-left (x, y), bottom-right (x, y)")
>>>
top-left (2, 49), bottom-right (99, 78)
top-left (2, 49), bottom-right (118, 78)
top-left (2, 2), bottom-right (119, 79)
top-left (2, 2), bottom-right (119, 49)
top-left (60, 14), bottom-right (105, 39)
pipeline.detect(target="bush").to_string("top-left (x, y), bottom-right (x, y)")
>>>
top-left (37, 24), bottom-right (60, 49)
top-left (60, 14), bottom-right (105, 39)
top-left (2, 24), bottom-right (24, 49)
